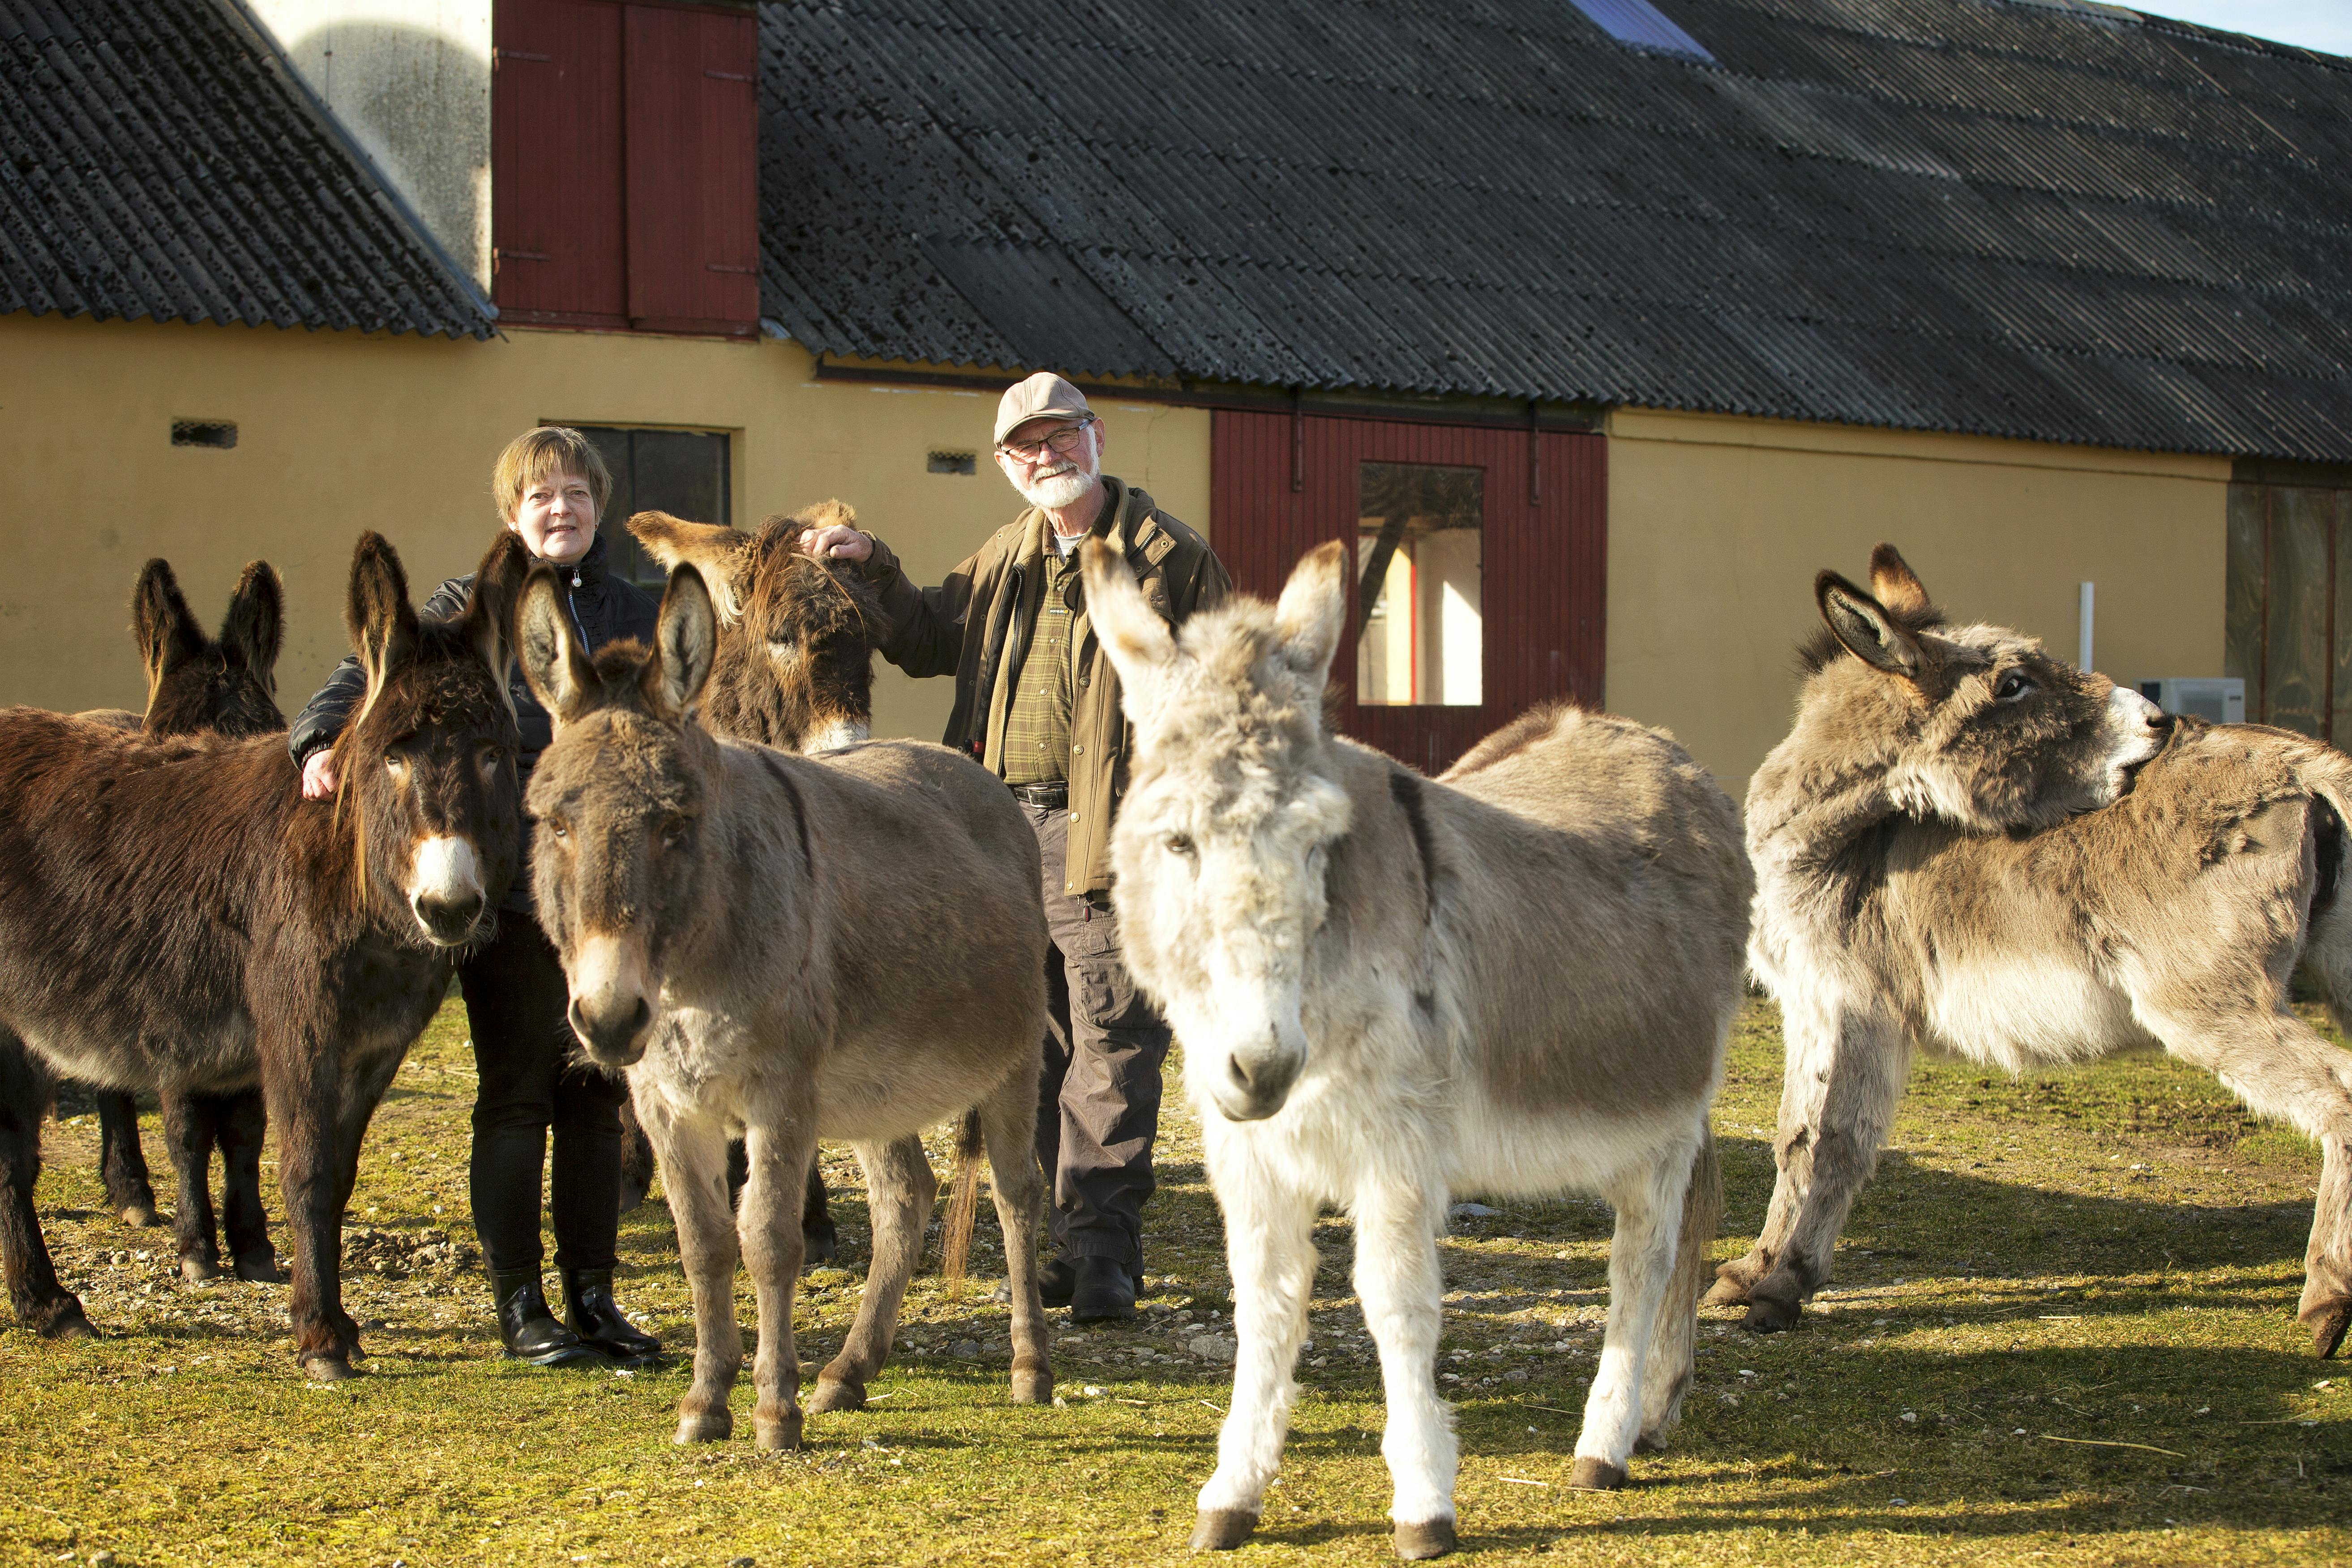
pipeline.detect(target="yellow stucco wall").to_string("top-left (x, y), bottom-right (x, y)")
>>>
top-left (0, 313), bottom-right (1211, 741)
top-left (4, 312), bottom-right (2234, 795)
top-left (1606, 408), bottom-right (2232, 791)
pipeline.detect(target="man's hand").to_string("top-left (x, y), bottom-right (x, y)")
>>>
top-left (801, 524), bottom-right (871, 564)
top-left (300, 750), bottom-right (338, 801)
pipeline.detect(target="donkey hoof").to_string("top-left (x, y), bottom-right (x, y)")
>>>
top-left (1010, 1365), bottom-right (1054, 1405)
top-left (232, 1252), bottom-right (284, 1285)
top-left (1567, 1457), bottom-right (1628, 1491)
top-left (1702, 1272), bottom-right (1754, 1307)
top-left (1743, 1294), bottom-right (1801, 1334)
top-left (34, 1300), bottom-right (97, 1340)
top-left (674, 1409), bottom-right (734, 1444)
top-left (120, 1203), bottom-right (160, 1230)
top-left (301, 1354), bottom-right (358, 1383)
top-left (180, 1254), bottom-right (222, 1284)
top-left (754, 1411), bottom-right (804, 1451)
top-left (2303, 1298), bottom-right (2352, 1358)
top-left (1190, 1508), bottom-right (1259, 1551)
top-left (1393, 1518), bottom-right (1457, 1559)
top-left (806, 1379), bottom-right (865, 1414)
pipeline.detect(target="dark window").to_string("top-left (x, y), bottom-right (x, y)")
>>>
top-left (928, 451), bottom-right (977, 476)
top-left (573, 425), bottom-right (732, 589)
top-left (1567, 0), bottom-right (1714, 61)
top-left (493, 0), bottom-right (756, 335)
top-left (2227, 465), bottom-right (2352, 743)
top-left (171, 420), bottom-right (237, 449)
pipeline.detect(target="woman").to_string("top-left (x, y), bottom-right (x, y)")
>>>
top-left (288, 426), bottom-right (662, 1367)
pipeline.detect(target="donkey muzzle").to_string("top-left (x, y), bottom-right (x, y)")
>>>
top-left (407, 835), bottom-right (488, 946)
top-left (1210, 1037), bottom-right (1305, 1123)
top-left (566, 933), bottom-right (656, 1066)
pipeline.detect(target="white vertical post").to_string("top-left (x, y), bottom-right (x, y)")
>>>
top-left (2078, 581), bottom-right (2095, 672)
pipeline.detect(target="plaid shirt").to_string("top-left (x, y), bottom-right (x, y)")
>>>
top-left (1001, 533), bottom-right (1083, 785)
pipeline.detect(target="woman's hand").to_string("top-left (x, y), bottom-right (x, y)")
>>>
top-left (300, 750), bottom-right (338, 801)
top-left (801, 524), bottom-right (871, 564)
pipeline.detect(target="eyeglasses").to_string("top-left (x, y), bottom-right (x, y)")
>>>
top-left (997, 421), bottom-right (1093, 463)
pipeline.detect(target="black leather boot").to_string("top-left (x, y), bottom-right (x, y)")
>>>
top-left (1070, 1257), bottom-right (1136, 1322)
top-left (489, 1268), bottom-right (604, 1367)
top-left (561, 1267), bottom-right (662, 1366)
top-left (1038, 1256), bottom-right (1077, 1308)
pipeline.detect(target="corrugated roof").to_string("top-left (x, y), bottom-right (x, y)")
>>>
top-left (758, 0), bottom-right (2352, 460)
top-left (0, 0), bottom-right (492, 339)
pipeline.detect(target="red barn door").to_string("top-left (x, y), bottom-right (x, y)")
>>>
top-left (1212, 413), bottom-right (1606, 775)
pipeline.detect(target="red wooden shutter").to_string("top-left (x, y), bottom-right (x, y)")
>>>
top-left (624, 4), bottom-right (759, 335)
top-left (493, 0), bottom-right (626, 327)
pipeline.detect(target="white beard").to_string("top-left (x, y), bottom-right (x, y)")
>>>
top-left (1014, 439), bottom-right (1101, 511)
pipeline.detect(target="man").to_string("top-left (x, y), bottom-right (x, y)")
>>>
top-left (803, 373), bottom-right (1230, 1320)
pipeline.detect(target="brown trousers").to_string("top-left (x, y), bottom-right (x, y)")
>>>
top-left (1024, 804), bottom-right (1170, 1273)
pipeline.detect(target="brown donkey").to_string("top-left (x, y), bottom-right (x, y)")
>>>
top-left (518, 561), bottom-right (1052, 1447)
top-left (63, 559), bottom-right (288, 1282)
top-left (0, 532), bottom-right (526, 1377)
top-left (612, 502), bottom-right (885, 1247)
top-left (1717, 544), bottom-right (2352, 1355)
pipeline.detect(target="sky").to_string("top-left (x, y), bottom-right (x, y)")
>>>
top-left (2129, 1), bottom-right (2352, 56)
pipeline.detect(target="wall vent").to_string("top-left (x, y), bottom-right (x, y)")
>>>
top-left (928, 450), bottom-right (977, 476)
top-left (171, 420), bottom-right (238, 449)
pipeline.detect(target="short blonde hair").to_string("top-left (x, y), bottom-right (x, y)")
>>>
top-left (492, 426), bottom-right (613, 523)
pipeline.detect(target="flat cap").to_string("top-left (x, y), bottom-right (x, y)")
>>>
top-left (995, 372), bottom-right (1093, 446)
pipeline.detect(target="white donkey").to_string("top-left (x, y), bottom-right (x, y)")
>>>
top-left (1713, 545), bottom-right (2352, 1356)
top-left (1084, 540), bottom-right (1752, 1559)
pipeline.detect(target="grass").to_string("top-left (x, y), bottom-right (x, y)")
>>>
top-left (6, 997), bottom-right (2350, 1567)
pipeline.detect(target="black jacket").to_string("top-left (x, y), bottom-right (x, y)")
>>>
top-left (288, 532), bottom-right (659, 910)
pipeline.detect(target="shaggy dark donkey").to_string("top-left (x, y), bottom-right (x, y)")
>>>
top-left (0, 533), bottom-right (525, 1378)
top-left (63, 560), bottom-right (288, 1285)
top-left (606, 503), bottom-right (885, 1261)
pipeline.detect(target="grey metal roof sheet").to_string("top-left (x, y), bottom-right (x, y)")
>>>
top-left (759, 0), bottom-right (2352, 459)
top-left (0, 0), bottom-right (492, 338)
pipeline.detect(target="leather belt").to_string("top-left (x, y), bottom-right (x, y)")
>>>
top-left (1008, 780), bottom-right (1070, 809)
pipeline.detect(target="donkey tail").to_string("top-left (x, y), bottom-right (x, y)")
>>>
top-left (2296, 755), bottom-right (2352, 1037)
top-left (938, 1108), bottom-right (987, 1302)
top-left (1639, 1124), bottom-right (1723, 1448)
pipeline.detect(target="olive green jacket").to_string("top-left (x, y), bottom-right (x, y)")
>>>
top-left (857, 477), bottom-right (1230, 895)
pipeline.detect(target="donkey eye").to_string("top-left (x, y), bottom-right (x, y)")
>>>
top-left (383, 753), bottom-right (408, 775)
top-left (1994, 671), bottom-right (2035, 703)
top-left (660, 816), bottom-right (690, 848)
top-left (547, 817), bottom-right (570, 840)
top-left (1165, 832), bottom-right (1196, 858)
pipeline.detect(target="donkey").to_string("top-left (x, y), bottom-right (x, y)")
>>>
top-left (1083, 540), bottom-right (1752, 1559)
top-left (0, 532), bottom-right (525, 1378)
top-left (517, 561), bottom-right (1053, 1448)
top-left (614, 501), bottom-right (887, 1249)
top-left (61, 559), bottom-right (287, 1285)
top-left (1710, 544), bottom-right (2352, 1357)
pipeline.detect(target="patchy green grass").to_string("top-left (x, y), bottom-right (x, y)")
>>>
top-left (7, 998), bottom-right (2350, 1566)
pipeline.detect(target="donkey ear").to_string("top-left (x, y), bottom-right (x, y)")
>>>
top-left (630, 512), bottom-right (747, 622)
top-left (220, 561), bottom-right (284, 683)
top-left (1080, 538), bottom-right (1174, 689)
top-left (345, 532), bottom-right (421, 716)
top-left (1273, 540), bottom-right (1349, 687)
top-left (1816, 571), bottom-right (1920, 679)
top-left (462, 532), bottom-right (530, 694)
top-left (133, 558), bottom-right (205, 688)
top-left (644, 564), bottom-right (719, 719)
top-left (1868, 543), bottom-right (1933, 617)
top-left (516, 563), bottom-right (598, 724)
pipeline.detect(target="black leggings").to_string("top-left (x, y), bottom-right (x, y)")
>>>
top-left (456, 913), bottom-right (628, 1275)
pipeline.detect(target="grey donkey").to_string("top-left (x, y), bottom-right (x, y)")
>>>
top-left (1714, 543), bottom-right (2352, 1357)
top-left (515, 561), bottom-right (1054, 1448)
top-left (1085, 540), bottom-right (1751, 1558)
